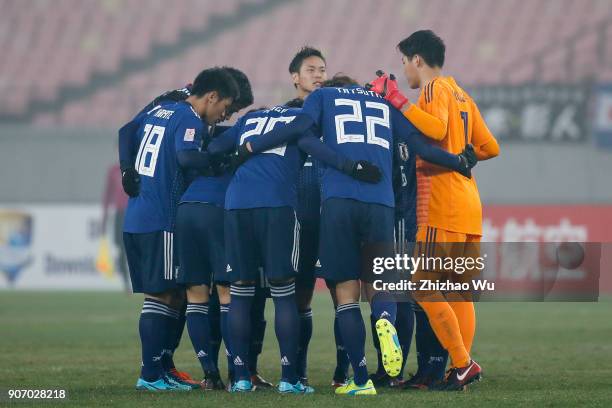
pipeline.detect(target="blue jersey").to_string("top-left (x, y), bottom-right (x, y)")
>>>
top-left (296, 157), bottom-right (321, 223)
top-left (220, 106), bottom-right (305, 210)
top-left (302, 86), bottom-right (395, 207)
top-left (393, 140), bottom-right (417, 242)
top-left (180, 126), bottom-right (232, 208)
top-left (124, 101), bottom-right (204, 233)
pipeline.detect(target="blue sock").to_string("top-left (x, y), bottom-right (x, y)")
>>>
top-left (139, 298), bottom-right (176, 382)
top-left (370, 313), bottom-right (385, 375)
top-left (370, 291), bottom-right (397, 324)
top-left (248, 290), bottom-right (267, 374)
top-left (333, 312), bottom-right (350, 381)
top-left (297, 308), bottom-right (313, 379)
top-left (208, 293), bottom-right (222, 371)
top-left (336, 302), bottom-right (368, 386)
top-left (162, 308), bottom-right (179, 372)
top-left (395, 301), bottom-right (415, 379)
top-left (162, 302), bottom-right (187, 371)
top-left (219, 303), bottom-right (234, 381)
top-left (228, 285), bottom-right (254, 382)
top-left (270, 282), bottom-right (299, 384)
top-left (186, 302), bottom-right (216, 375)
top-left (414, 304), bottom-right (448, 380)
top-left (413, 304), bottom-right (429, 377)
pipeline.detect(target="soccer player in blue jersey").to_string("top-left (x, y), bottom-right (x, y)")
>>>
top-left (235, 74), bottom-right (476, 395)
top-left (174, 68), bottom-right (254, 391)
top-left (207, 103), bottom-right (382, 394)
top-left (286, 47), bottom-right (354, 388)
top-left (118, 67), bottom-right (239, 391)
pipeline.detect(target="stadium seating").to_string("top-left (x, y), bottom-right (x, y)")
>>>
top-left (0, 0), bottom-right (610, 125)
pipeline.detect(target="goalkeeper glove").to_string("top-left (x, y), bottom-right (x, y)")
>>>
top-left (121, 167), bottom-right (140, 197)
top-left (341, 160), bottom-right (382, 183)
top-left (456, 144), bottom-right (477, 178)
top-left (365, 70), bottom-right (409, 111)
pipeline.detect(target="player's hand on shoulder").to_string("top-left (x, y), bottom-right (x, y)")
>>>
top-left (365, 70), bottom-right (409, 111)
top-left (457, 144), bottom-right (477, 178)
top-left (121, 167), bottom-right (140, 197)
top-left (342, 159), bottom-right (382, 184)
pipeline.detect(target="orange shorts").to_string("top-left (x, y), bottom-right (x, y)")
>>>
top-left (413, 226), bottom-right (482, 284)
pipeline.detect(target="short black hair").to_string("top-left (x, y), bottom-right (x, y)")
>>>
top-left (288, 46), bottom-right (326, 74)
top-left (321, 73), bottom-right (359, 88)
top-left (222, 67), bottom-right (254, 111)
top-left (397, 30), bottom-right (445, 68)
top-left (284, 97), bottom-right (304, 108)
top-left (190, 67), bottom-right (240, 101)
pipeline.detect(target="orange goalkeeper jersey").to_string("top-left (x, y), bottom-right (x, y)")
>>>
top-left (407, 76), bottom-right (496, 236)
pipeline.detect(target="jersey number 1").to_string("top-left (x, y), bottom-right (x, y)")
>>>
top-left (135, 124), bottom-right (165, 177)
top-left (460, 111), bottom-right (469, 146)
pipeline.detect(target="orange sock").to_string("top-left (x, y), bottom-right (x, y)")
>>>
top-left (418, 300), bottom-right (470, 368)
top-left (448, 301), bottom-right (476, 353)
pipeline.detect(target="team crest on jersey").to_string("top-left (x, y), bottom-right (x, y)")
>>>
top-left (184, 128), bottom-right (195, 142)
top-left (398, 142), bottom-right (410, 162)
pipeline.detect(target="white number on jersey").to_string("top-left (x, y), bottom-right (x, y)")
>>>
top-left (334, 99), bottom-right (390, 149)
top-left (239, 115), bottom-right (296, 156)
top-left (135, 124), bottom-right (165, 177)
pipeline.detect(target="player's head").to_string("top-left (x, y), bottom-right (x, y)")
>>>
top-left (187, 67), bottom-right (239, 124)
top-left (289, 46), bottom-right (327, 98)
top-left (321, 73), bottom-right (359, 88)
top-left (221, 67), bottom-right (254, 121)
top-left (397, 30), bottom-right (445, 89)
top-left (284, 98), bottom-right (304, 108)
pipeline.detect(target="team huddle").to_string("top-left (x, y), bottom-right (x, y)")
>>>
top-left (118, 30), bottom-right (500, 395)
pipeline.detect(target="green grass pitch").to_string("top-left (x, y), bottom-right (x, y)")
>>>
top-left (1, 292), bottom-right (611, 407)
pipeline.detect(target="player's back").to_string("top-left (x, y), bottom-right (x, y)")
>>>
top-left (302, 86), bottom-right (394, 207)
top-left (225, 106), bottom-right (304, 210)
top-left (416, 76), bottom-right (483, 235)
top-left (124, 102), bottom-right (195, 233)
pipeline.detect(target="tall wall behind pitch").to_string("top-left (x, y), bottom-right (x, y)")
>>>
top-left (0, 125), bottom-right (611, 204)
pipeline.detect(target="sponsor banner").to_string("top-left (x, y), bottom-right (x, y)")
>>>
top-left (2, 204), bottom-right (611, 293)
top-left (0, 205), bottom-right (121, 290)
top-left (468, 83), bottom-right (590, 142)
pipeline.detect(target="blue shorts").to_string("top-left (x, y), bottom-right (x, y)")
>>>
top-left (176, 202), bottom-right (228, 286)
top-left (295, 219), bottom-right (319, 292)
top-left (225, 206), bottom-right (299, 283)
top-left (395, 214), bottom-right (417, 256)
top-left (318, 198), bottom-right (395, 283)
top-left (124, 230), bottom-right (177, 294)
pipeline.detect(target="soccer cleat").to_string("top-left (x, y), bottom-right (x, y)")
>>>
top-left (163, 373), bottom-right (194, 391)
top-left (278, 381), bottom-right (315, 394)
top-left (136, 377), bottom-right (185, 391)
top-left (442, 360), bottom-right (482, 391)
top-left (331, 378), bottom-right (348, 389)
top-left (230, 379), bottom-right (255, 393)
top-left (250, 373), bottom-right (274, 388)
top-left (168, 368), bottom-right (201, 388)
top-left (334, 379), bottom-right (377, 396)
top-left (369, 371), bottom-right (393, 387)
top-left (165, 370), bottom-right (200, 390)
top-left (375, 318), bottom-right (403, 377)
top-left (202, 371), bottom-right (225, 390)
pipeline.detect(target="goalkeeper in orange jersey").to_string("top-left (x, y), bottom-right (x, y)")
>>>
top-left (367, 29), bottom-right (499, 391)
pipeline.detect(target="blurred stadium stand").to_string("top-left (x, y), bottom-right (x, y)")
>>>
top-left (0, 0), bottom-right (612, 204)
